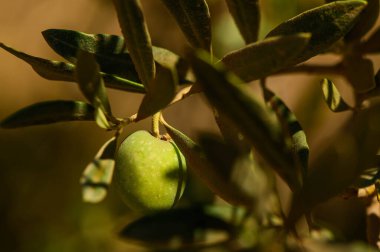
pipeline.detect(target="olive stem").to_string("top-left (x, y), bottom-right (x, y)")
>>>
top-left (152, 112), bottom-right (161, 137)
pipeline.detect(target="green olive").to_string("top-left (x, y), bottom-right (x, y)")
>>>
top-left (114, 130), bottom-right (187, 213)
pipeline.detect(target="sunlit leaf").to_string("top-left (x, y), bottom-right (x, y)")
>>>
top-left (343, 55), bottom-right (376, 93)
top-left (75, 50), bottom-right (113, 129)
top-left (225, 0), bottom-right (260, 44)
top-left (345, 0), bottom-right (379, 41)
top-left (160, 0), bottom-right (212, 51)
top-left (190, 51), bottom-right (301, 191)
top-left (221, 33), bottom-right (311, 82)
top-left (0, 100), bottom-right (94, 128)
top-left (81, 137), bottom-right (117, 203)
top-left (119, 207), bottom-right (233, 249)
top-left (263, 87), bottom-right (309, 179)
top-left (42, 29), bottom-right (190, 85)
top-left (320, 78), bottom-right (351, 112)
top-left (266, 0), bottom-right (367, 64)
top-left (162, 120), bottom-right (258, 207)
top-left (113, 0), bottom-right (155, 88)
top-left (0, 42), bottom-right (145, 93)
top-left (137, 64), bottom-right (177, 120)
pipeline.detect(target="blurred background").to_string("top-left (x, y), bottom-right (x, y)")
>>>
top-left (0, 0), bottom-right (379, 251)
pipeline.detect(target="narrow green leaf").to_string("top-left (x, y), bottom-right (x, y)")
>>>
top-left (80, 137), bottom-right (117, 203)
top-left (263, 88), bottom-right (309, 179)
top-left (221, 33), bottom-right (311, 82)
top-left (320, 78), bottom-right (351, 112)
top-left (75, 50), bottom-right (111, 113)
top-left (266, 0), bottom-right (367, 64)
top-left (345, 0), bottom-right (379, 41)
top-left (42, 29), bottom-right (190, 85)
top-left (343, 55), bottom-right (376, 93)
top-left (0, 42), bottom-right (145, 93)
top-left (357, 27), bottom-right (380, 54)
top-left (42, 29), bottom-right (139, 82)
top-left (0, 100), bottom-right (94, 128)
top-left (160, 0), bottom-right (212, 51)
top-left (75, 50), bottom-right (113, 129)
top-left (190, 51), bottom-right (301, 191)
top-left (112, 0), bottom-right (155, 88)
top-left (214, 109), bottom-right (252, 154)
top-left (162, 121), bottom-right (257, 207)
top-left (136, 64), bottom-right (177, 121)
top-left (225, 0), bottom-right (260, 44)
top-left (119, 207), bottom-right (232, 249)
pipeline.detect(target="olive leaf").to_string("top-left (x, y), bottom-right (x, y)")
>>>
top-left (225, 0), bottom-right (260, 44)
top-left (263, 87), bottom-right (309, 179)
top-left (343, 55), bottom-right (376, 93)
top-left (136, 64), bottom-right (177, 121)
top-left (75, 50), bottom-right (113, 129)
top-left (80, 137), bottom-right (117, 203)
top-left (119, 207), bottom-right (233, 249)
top-left (266, 0), bottom-right (367, 64)
top-left (160, 0), bottom-right (212, 51)
top-left (0, 100), bottom-right (94, 128)
top-left (221, 33), bottom-right (311, 82)
top-left (42, 29), bottom-right (190, 85)
top-left (320, 78), bottom-right (351, 112)
top-left (162, 120), bottom-right (258, 207)
top-left (0, 42), bottom-right (145, 93)
top-left (214, 109), bottom-right (252, 154)
top-left (345, 0), bottom-right (379, 42)
top-left (112, 0), bottom-right (155, 88)
top-left (190, 51), bottom-right (301, 191)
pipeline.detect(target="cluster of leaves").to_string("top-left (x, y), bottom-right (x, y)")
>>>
top-left (2, 0), bottom-right (380, 251)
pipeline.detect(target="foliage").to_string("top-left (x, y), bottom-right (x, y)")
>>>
top-left (2, 0), bottom-right (380, 251)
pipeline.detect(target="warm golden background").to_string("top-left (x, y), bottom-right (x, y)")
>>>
top-left (0, 0), bottom-right (378, 251)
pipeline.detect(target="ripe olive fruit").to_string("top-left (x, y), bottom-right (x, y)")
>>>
top-left (114, 130), bottom-right (187, 213)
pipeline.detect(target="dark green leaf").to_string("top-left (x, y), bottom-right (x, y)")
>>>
top-left (75, 50), bottom-right (111, 112)
top-left (263, 88), bottom-right (309, 179)
top-left (343, 55), bottom-right (376, 93)
top-left (162, 120), bottom-right (257, 207)
top-left (81, 137), bottom-right (117, 203)
top-left (225, 0), bottom-right (260, 44)
top-left (43, 29), bottom-right (140, 82)
top-left (190, 51), bottom-right (301, 191)
top-left (221, 33), bottom-right (311, 82)
top-left (0, 100), bottom-right (94, 128)
top-left (345, 0), bottom-right (379, 41)
top-left (357, 27), bottom-right (380, 54)
top-left (119, 207), bottom-right (232, 249)
top-left (75, 50), bottom-right (113, 129)
top-left (198, 133), bottom-right (276, 214)
top-left (42, 29), bottom-right (190, 85)
top-left (214, 109), bottom-right (252, 154)
top-left (266, 0), bottom-right (367, 64)
top-left (112, 0), bottom-right (155, 88)
top-left (0, 42), bottom-right (145, 93)
top-left (160, 0), bottom-right (212, 51)
top-left (320, 78), bottom-right (351, 112)
top-left (137, 64), bottom-right (177, 120)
